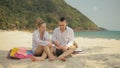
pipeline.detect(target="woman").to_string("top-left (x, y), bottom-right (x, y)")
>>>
top-left (31, 18), bottom-right (55, 61)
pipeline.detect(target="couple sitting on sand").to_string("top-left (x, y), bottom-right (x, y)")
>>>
top-left (31, 17), bottom-right (78, 61)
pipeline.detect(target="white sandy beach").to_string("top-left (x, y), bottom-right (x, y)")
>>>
top-left (0, 31), bottom-right (120, 68)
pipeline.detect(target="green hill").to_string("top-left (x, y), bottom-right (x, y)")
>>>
top-left (0, 0), bottom-right (100, 31)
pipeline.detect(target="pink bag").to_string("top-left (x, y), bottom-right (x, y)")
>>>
top-left (17, 48), bottom-right (27, 56)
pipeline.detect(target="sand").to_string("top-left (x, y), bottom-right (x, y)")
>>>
top-left (0, 30), bottom-right (120, 68)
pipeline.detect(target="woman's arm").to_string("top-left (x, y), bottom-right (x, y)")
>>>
top-left (33, 31), bottom-right (49, 46)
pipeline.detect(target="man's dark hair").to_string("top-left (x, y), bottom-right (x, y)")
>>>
top-left (60, 17), bottom-right (65, 22)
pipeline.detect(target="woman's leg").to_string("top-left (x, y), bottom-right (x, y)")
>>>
top-left (34, 45), bottom-right (43, 56)
top-left (40, 51), bottom-right (47, 60)
top-left (50, 46), bottom-right (56, 55)
top-left (31, 45), bottom-right (55, 61)
top-left (32, 51), bottom-right (47, 61)
top-left (31, 45), bottom-right (44, 61)
top-left (39, 46), bottom-right (56, 61)
top-left (43, 46), bottom-right (55, 61)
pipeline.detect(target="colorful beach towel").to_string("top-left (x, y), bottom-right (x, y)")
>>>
top-left (7, 47), bottom-right (33, 59)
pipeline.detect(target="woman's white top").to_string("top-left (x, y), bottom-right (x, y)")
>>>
top-left (32, 29), bottom-right (50, 54)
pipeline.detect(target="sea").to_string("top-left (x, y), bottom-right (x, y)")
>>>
top-left (74, 31), bottom-right (120, 40)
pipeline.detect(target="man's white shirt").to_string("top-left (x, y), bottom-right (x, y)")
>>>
top-left (52, 26), bottom-right (74, 47)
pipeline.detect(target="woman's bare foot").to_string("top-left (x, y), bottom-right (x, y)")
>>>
top-left (58, 57), bottom-right (66, 61)
top-left (30, 56), bottom-right (45, 62)
top-left (31, 56), bottom-right (36, 62)
top-left (48, 56), bottom-right (56, 61)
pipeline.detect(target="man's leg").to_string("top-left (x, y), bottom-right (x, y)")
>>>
top-left (58, 45), bottom-right (77, 61)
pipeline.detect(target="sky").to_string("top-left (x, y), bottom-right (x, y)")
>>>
top-left (65, 0), bottom-right (120, 31)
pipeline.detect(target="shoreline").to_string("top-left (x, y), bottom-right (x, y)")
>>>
top-left (0, 28), bottom-right (108, 33)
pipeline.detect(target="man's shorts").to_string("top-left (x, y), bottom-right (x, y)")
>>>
top-left (56, 49), bottom-right (64, 57)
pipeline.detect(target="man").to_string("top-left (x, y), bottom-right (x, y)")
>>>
top-left (52, 17), bottom-right (78, 61)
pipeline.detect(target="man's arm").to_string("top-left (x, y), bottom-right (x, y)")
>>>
top-left (66, 29), bottom-right (74, 47)
top-left (62, 29), bottom-right (74, 51)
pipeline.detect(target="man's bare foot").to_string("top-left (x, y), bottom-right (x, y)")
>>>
top-left (58, 57), bottom-right (66, 61)
top-left (30, 56), bottom-right (45, 62)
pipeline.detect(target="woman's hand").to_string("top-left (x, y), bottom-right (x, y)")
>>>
top-left (56, 46), bottom-right (68, 51)
top-left (62, 46), bottom-right (68, 51)
top-left (48, 42), bottom-right (52, 47)
top-left (56, 45), bottom-right (63, 49)
top-left (53, 40), bottom-right (59, 46)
